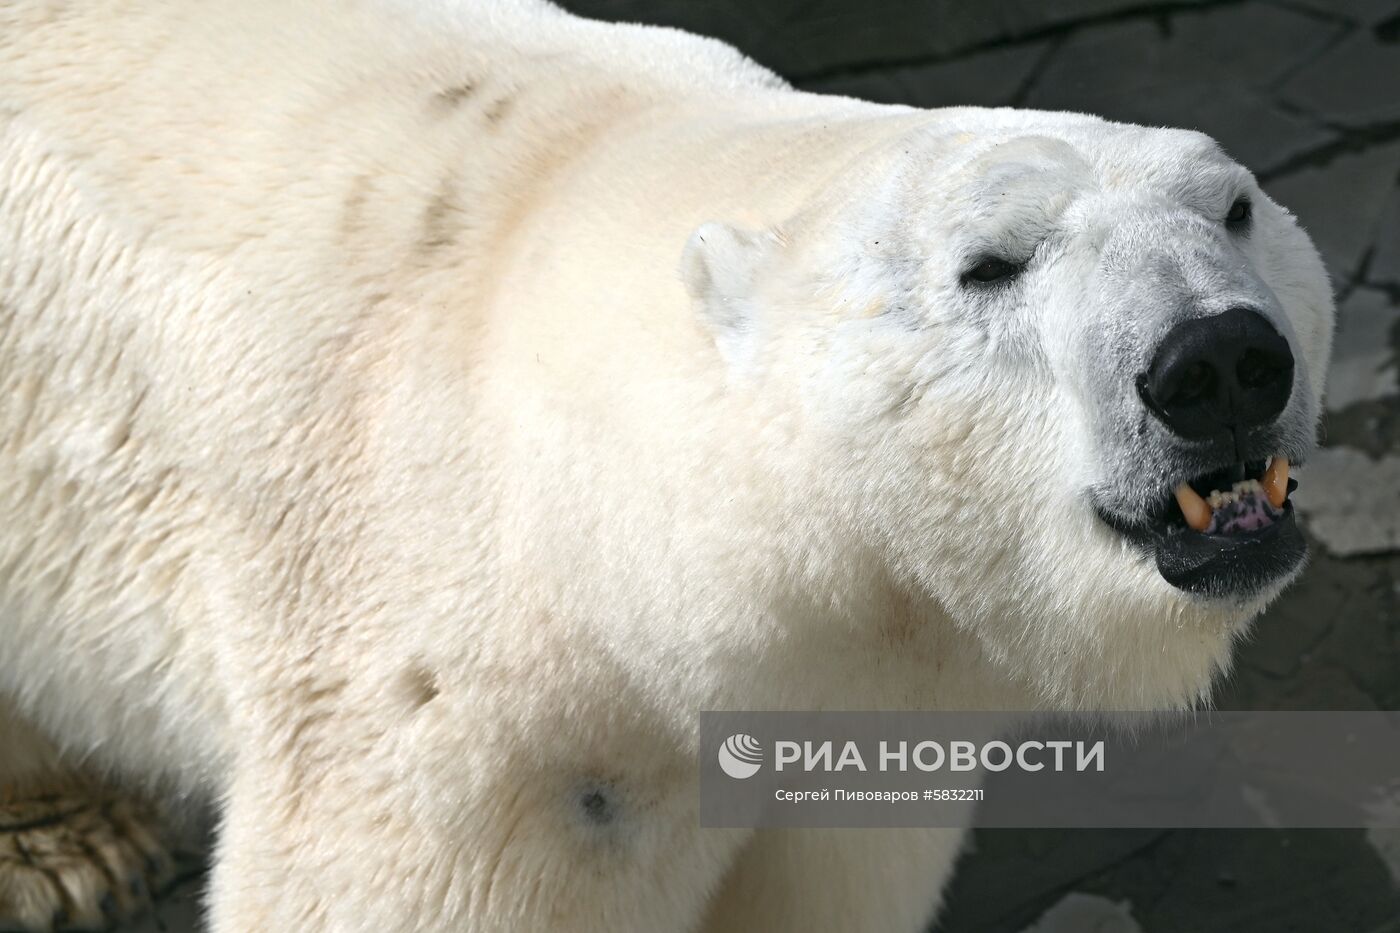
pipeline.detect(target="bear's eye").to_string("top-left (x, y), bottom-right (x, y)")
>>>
top-left (962, 257), bottom-right (1023, 287)
top-left (1226, 197), bottom-right (1252, 228)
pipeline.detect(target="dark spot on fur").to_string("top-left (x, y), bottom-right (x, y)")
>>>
top-left (400, 663), bottom-right (440, 709)
top-left (339, 174), bottom-right (374, 242)
top-left (483, 95), bottom-right (515, 127)
top-left (417, 175), bottom-right (464, 253)
top-left (577, 785), bottom-right (617, 825)
top-left (432, 82), bottom-right (477, 111)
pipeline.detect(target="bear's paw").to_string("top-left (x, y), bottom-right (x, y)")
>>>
top-left (0, 794), bottom-right (174, 932)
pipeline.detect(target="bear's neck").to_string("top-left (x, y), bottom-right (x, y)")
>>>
top-left (438, 83), bottom-right (1020, 711)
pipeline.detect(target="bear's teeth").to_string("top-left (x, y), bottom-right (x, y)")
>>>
top-left (1261, 456), bottom-right (1289, 508)
top-left (1174, 483), bottom-right (1212, 532)
top-left (1175, 459), bottom-right (1290, 533)
top-left (1233, 479), bottom-right (1262, 496)
top-left (1206, 480), bottom-right (1262, 510)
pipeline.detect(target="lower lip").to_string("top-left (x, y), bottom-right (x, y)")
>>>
top-left (1097, 501), bottom-right (1308, 598)
top-left (1151, 503), bottom-right (1306, 597)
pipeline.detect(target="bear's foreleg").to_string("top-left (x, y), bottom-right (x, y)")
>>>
top-left (206, 720), bottom-right (751, 933)
top-left (701, 827), bottom-right (967, 932)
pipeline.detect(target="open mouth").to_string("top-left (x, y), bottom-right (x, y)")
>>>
top-left (1098, 455), bottom-right (1307, 598)
top-left (1171, 456), bottom-right (1293, 535)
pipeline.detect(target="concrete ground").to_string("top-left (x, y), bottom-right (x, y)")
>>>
top-left (124, 0), bottom-right (1400, 930)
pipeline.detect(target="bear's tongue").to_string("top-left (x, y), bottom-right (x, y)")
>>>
top-left (1173, 456), bottom-right (1289, 535)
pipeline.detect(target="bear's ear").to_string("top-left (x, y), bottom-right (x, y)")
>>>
top-left (681, 221), bottom-right (775, 367)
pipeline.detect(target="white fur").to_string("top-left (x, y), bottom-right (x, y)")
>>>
top-left (0, 1), bottom-right (1332, 931)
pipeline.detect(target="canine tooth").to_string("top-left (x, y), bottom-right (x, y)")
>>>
top-left (1261, 456), bottom-right (1289, 508)
top-left (1175, 483), bottom-right (1212, 532)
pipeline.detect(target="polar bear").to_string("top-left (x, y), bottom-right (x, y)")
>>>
top-left (0, 0), bottom-right (1333, 930)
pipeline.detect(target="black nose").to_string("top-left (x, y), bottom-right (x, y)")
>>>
top-left (1140, 307), bottom-right (1294, 440)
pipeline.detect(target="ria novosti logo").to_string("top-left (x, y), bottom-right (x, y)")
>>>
top-left (718, 733), bottom-right (764, 779)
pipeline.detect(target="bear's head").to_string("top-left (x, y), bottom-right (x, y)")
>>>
top-left (681, 112), bottom-right (1334, 710)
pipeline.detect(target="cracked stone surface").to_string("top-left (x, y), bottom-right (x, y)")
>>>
top-left (1326, 288), bottom-right (1400, 411)
top-left (1014, 5), bottom-right (1352, 174)
top-left (1264, 142), bottom-right (1400, 285)
top-left (120, 0), bottom-right (1400, 930)
top-left (1278, 0), bottom-right (1400, 26)
top-left (1294, 448), bottom-right (1400, 556)
top-left (1280, 31), bottom-right (1400, 126)
top-left (1372, 188), bottom-right (1400, 286)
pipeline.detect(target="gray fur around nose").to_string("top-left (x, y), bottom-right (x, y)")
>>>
top-left (1076, 201), bottom-right (1320, 526)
